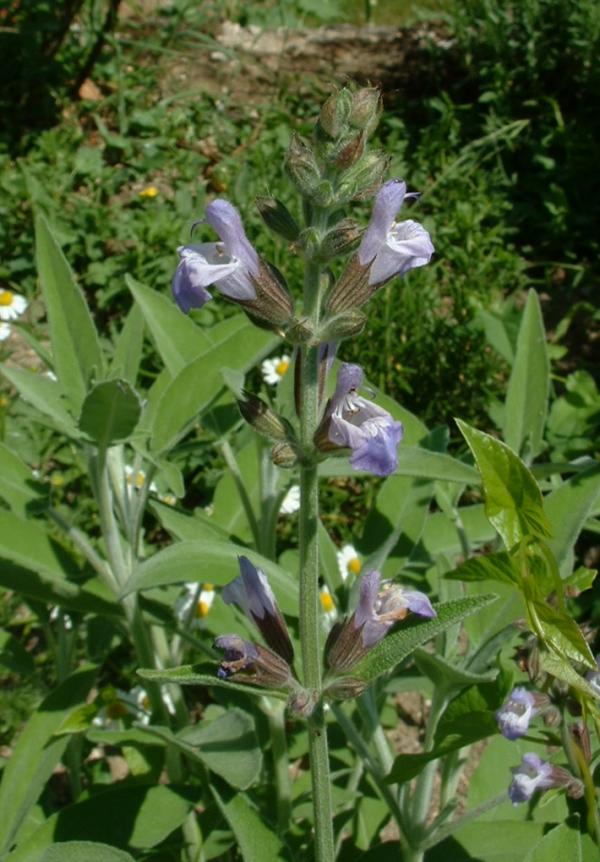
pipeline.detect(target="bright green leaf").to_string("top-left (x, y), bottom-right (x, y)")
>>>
top-left (457, 420), bottom-right (551, 548)
top-left (41, 842), bottom-right (135, 862)
top-left (544, 464), bottom-right (600, 576)
top-left (445, 551), bottom-right (519, 587)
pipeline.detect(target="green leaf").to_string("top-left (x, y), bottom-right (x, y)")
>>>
top-left (0, 441), bottom-right (44, 516)
top-left (211, 442), bottom-right (259, 543)
top-left (151, 324), bottom-right (278, 453)
top-left (318, 446), bottom-right (479, 483)
top-left (531, 603), bottom-right (595, 668)
top-left (538, 650), bottom-right (600, 701)
top-left (210, 778), bottom-right (290, 861)
top-left (126, 275), bottom-right (213, 376)
top-left (440, 821), bottom-right (548, 862)
top-left (456, 420), bottom-right (551, 549)
top-left (0, 628), bottom-right (35, 675)
top-left (523, 821), bottom-right (582, 862)
top-left (110, 303), bottom-right (145, 385)
top-left (348, 594), bottom-right (498, 683)
top-left (122, 540), bottom-right (297, 615)
top-left (79, 379), bottom-right (142, 448)
top-left (6, 785), bottom-right (199, 860)
top-left (144, 708), bottom-right (262, 789)
top-left (421, 504), bottom-right (496, 557)
top-left (35, 214), bottom-right (104, 411)
top-left (504, 290), bottom-right (549, 460)
top-left (1, 365), bottom-right (79, 437)
top-left (41, 842), bottom-right (135, 862)
top-left (544, 464), bottom-right (600, 576)
top-left (0, 665), bottom-right (97, 856)
top-left (138, 664), bottom-right (287, 701)
top-left (413, 648), bottom-right (497, 688)
top-left (445, 551), bottom-right (519, 587)
top-left (386, 710), bottom-right (498, 783)
top-left (149, 501), bottom-right (229, 542)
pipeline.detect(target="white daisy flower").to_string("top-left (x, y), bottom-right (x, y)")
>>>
top-left (261, 354), bottom-right (291, 385)
top-left (175, 582), bottom-right (216, 627)
top-left (0, 322), bottom-right (11, 341)
top-left (0, 290), bottom-right (28, 321)
top-left (124, 465), bottom-right (158, 498)
top-left (336, 544), bottom-right (362, 582)
top-left (279, 484), bottom-right (300, 515)
top-left (320, 585), bottom-right (337, 621)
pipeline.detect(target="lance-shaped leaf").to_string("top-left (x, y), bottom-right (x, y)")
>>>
top-left (504, 289), bottom-right (549, 460)
top-left (445, 551), bottom-right (519, 587)
top-left (456, 420), bottom-right (551, 549)
top-left (0, 440), bottom-right (45, 516)
top-left (41, 843), bottom-right (135, 862)
top-left (346, 594), bottom-right (498, 683)
top-left (35, 214), bottom-right (104, 412)
top-left (210, 777), bottom-right (290, 862)
top-left (138, 664), bottom-right (287, 701)
top-left (544, 463), bottom-right (600, 577)
top-left (1, 365), bottom-right (79, 437)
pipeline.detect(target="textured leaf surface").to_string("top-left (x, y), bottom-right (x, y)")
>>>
top-left (349, 594), bottom-right (498, 682)
top-left (210, 778), bottom-right (290, 862)
top-left (138, 664), bottom-right (287, 701)
top-left (79, 379), bottom-right (142, 448)
top-left (457, 420), bottom-right (551, 548)
top-left (41, 842), bottom-right (135, 862)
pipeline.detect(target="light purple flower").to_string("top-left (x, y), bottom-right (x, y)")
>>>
top-left (172, 199), bottom-right (260, 312)
top-left (222, 556), bottom-right (294, 664)
top-left (358, 179), bottom-right (434, 286)
top-left (327, 363), bottom-right (403, 477)
top-left (326, 569), bottom-right (436, 673)
top-left (496, 688), bottom-right (538, 740)
top-left (355, 570), bottom-right (436, 647)
top-left (508, 753), bottom-right (556, 804)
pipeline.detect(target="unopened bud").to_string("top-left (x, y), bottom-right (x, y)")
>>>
top-left (285, 134), bottom-right (321, 198)
top-left (570, 721), bottom-right (591, 763)
top-left (318, 88), bottom-right (352, 139)
top-left (286, 316), bottom-right (314, 344)
top-left (326, 254), bottom-right (371, 314)
top-left (271, 441), bottom-right (298, 468)
top-left (333, 131), bottom-right (366, 169)
top-left (299, 227), bottom-right (321, 260)
top-left (238, 393), bottom-right (289, 441)
top-left (288, 687), bottom-right (318, 718)
top-left (337, 151), bottom-right (391, 203)
top-left (318, 309), bottom-right (366, 342)
top-left (318, 219), bottom-right (362, 261)
top-left (256, 197), bottom-right (300, 242)
top-left (311, 180), bottom-right (335, 208)
top-left (348, 88), bottom-right (382, 134)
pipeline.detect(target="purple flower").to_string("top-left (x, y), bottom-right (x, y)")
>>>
top-left (326, 569), bottom-right (436, 673)
top-left (222, 556), bottom-right (294, 665)
top-left (496, 688), bottom-right (539, 740)
top-left (358, 179), bottom-right (434, 287)
top-left (508, 754), bottom-right (556, 805)
top-left (173, 199), bottom-right (260, 312)
top-left (325, 363), bottom-right (403, 477)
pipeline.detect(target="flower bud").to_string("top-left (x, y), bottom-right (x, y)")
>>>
top-left (317, 309), bottom-right (366, 342)
top-left (337, 151), bottom-right (391, 203)
top-left (242, 259), bottom-right (295, 328)
top-left (318, 88), bottom-right (352, 139)
top-left (324, 677), bottom-right (367, 701)
top-left (333, 131), bottom-right (367, 169)
top-left (238, 393), bottom-right (289, 441)
top-left (288, 687), bottom-right (318, 718)
top-left (326, 255), bottom-right (371, 314)
top-left (271, 441), bottom-right (298, 468)
top-left (256, 197), bottom-right (300, 242)
top-left (349, 88), bottom-right (382, 135)
top-left (285, 134), bottom-right (321, 198)
top-left (318, 219), bottom-right (362, 261)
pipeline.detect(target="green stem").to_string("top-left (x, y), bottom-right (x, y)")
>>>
top-left (298, 231), bottom-right (334, 860)
top-left (410, 690), bottom-right (448, 842)
top-left (265, 699), bottom-right (292, 834)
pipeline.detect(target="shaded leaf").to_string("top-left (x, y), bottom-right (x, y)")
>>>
top-left (79, 380), bottom-right (142, 449)
top-left (210, 778), bottom-right (290, 861)
top-left (41, 842), bottom-right (135, 862)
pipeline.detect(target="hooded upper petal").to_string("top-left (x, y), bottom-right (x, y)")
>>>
top-left (367, 220), bottom-right (435, 285)
top-left (358, 179), bottom-right (407, 265)
top-left (172, 243), bottom-right (249, 312)
top-left (205, 199), bottom-right (260, 276)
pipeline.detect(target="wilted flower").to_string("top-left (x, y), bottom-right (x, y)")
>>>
top-left (0, 322), bottom-right (10, 341)
top-left (326, 569), bottom-right (436, 673)
top-left (336, 544), bottom-right (362, 581)
top-left (279, 484), bottom-right (300, 515)
top-left (261, 354), bottom-right (291, 385)
top-left (327, 179), bottom-right (434, 313)
top-left (173, 199), bottom-right (293, 326)
top-left (221, 556), bottom-right (294, 666)
top-left (214, 635), bottom-right (293, 689)
top-left (317, 363), bottom-right (403, 477)
top-left (496, 688), bottom-right (540, 740)
top-left (0, 289), bottom-right (28, 321)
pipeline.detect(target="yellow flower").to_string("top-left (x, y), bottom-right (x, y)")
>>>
top-left (139, 186), bottom-right (159, 198)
